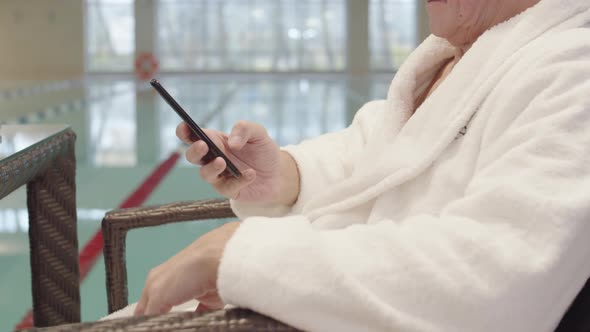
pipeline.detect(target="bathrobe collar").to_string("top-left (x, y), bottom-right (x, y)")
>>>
top-left (303, 0), bottom-right (590, 219)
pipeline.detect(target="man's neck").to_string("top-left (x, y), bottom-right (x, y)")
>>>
top-left (453, 0), bottom-right (542, 55)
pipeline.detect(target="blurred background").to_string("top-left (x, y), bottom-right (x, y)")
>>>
top-left (0, 0), bottom-right (429, 329)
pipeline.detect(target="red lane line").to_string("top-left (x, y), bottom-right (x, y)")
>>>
top-left (15, 151), bottom-right (181, 331)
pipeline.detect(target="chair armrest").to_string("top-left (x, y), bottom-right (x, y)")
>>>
top-left (24, 309), bottom-right (301, 331)
top-left (102, 199), bottom-right (236, 313)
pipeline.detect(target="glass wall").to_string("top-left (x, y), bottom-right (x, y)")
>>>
top-left (86, 0), bottom-right (418, 72)
top-left (88, 80), bottom-right (137, 166)
top-left (86, 0), bottom-right (135, 72)
top-left (156, 0), bottom-right (346, 72)
top-left (157, 77), bottom-right (347, 161)
top-left (370, 0), bottom-right (417, 70)
top-left (208, 79), bottom-right (347, 145)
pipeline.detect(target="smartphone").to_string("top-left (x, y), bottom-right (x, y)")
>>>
top-left (150, 79), bottom-right (241, 178)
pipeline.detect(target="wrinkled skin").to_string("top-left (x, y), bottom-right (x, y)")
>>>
top-left (426, 0), bottom-right (541, 51)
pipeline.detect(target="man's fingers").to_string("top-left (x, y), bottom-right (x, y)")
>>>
top-left (201, 163), bottom-right (256, 197)
top-left (196, 289), bottom-right (224, 312)
top-left (134, 291), bottom-right (148, 316)
top-left (217, 169), bottom-right (256, 199)
top-left (144, 299), bottom-right (172, 316)
top-left (176, 122), bottom-right (199, 145)
top-left (228, 121), bottom-right (267, 150)
top-left (195, 299), bottom-right (223, 312)
top-left (200, 158), bottom-right (227, 183)
top-left (186, 141), bottom-right (209, 165)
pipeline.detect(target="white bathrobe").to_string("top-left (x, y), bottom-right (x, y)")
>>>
top-left (219, 1), bottom-right (590, 331)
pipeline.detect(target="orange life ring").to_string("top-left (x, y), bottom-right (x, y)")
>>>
top-left (135, 53), bottom-right (159, 81)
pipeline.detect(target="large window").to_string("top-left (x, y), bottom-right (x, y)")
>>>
top-left (85, 0), bottom-right (418, 73)
top-left (208, 79), bottom-right (347, 145)
top-left (156, 0), bottom-right (346, 72)
top-left (370, 0), bottom-right (417, 70)
top-left (157, 77), bottom-right (347, 160)
top-left (88, 80), bottom-right (137, 166)
top-left (87, 0), bottom-right (135, 72)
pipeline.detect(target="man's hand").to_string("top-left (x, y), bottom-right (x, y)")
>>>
top-left (134, 221), bottom-right (240, 316)
top-left (177, 121), bottom-right (300, 206)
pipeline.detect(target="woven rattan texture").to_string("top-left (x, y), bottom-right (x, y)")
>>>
top-left (24, 309), bottom-right (302, 331)
top-left (0, 130), bottom-right (75, 199)
top-left (102, 199), bottom-right (236, 313)
top-left (99, 199), bottom-right (299, 330)
top-left (27, 137), bottom-right (80, 327)
top-left (0, 129), bottom-right (80, 327)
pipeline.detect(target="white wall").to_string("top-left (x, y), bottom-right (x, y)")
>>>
top-left (0, 0), bottom-right (84, 80)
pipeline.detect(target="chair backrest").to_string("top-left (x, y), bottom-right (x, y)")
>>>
top-left (555, 277), bottom-right (590, 331)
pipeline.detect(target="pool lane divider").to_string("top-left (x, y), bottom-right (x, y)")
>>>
top-left (15, 147), bottom-right (183, 330)
top-left (0, 80), bottom-right (81, 101)
top-left (5, 85), bottom-right (150, 126)
top-left (15, 99), bottom-right (85, 124)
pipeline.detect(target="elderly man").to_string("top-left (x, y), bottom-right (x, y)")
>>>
top-left (132, 0), bottom-right (590, 331)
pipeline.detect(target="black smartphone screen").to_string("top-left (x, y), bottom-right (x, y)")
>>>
top-left (150, 79), bottom-right (241, 178)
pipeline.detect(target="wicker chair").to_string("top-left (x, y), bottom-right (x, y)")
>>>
top-left (102, 198), bottom-right (302, 331)
top-left (24, 198), bottom-right (590, 331)
top-left (0, 127), bottom-right (80, 328)
top-left (21, 199), bottom-right (300, 331)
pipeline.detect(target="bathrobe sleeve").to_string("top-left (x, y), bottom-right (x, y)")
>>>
top-left (217, 44), bottom-right (590, 332)
top-left (230, 100), bottom-right (385, 219)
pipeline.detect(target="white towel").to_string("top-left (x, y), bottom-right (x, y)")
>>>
top-left (100, 300), bottom-right (199, 321)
